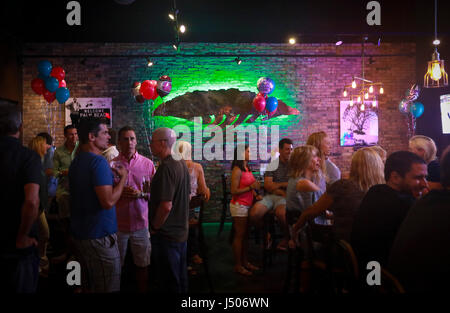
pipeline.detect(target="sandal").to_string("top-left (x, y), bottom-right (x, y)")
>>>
top-left (245, 263), bottom-right (260, 271)
top-left (234, 266), bottom-right (252, 276)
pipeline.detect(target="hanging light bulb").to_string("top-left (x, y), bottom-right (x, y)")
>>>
top-left (360, 104), bottom-right (365, 111)
top-left (372, 99), bottom-right (377, 107)
top-left (365, 92), bottom-right (369, 100)
top-left (431, 61), bottom-right (442, 80)
top-left (179, 25), bottom-right (186, 33)
top-left (289, 38), bottom-right (296, 45)
top-left (343, 90), bottom-right (347, 97)
top-left (168, 13), bottom-right (175, 20)
top-left (357, 96), bottom-right (361, 103)
top-left (352, 80), bottom-right (357, 89)
top-left (424, 0), bottom-right (448, 88)
top-left (349, 99), bottom-right (354, 107)
top-left (379, 87), bottom-right (384, 94)
top-left (369, 85), bottom-right (374, 93)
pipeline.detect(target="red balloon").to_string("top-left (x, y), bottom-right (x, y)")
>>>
top-left (253, 95), bottom-right (266, 112)
top-left (43, 90), bottom-right (56, 103)
top-left (50, 67), bottom-right (65, 82)
top-left (140, 85), bottom-right (157, 100)
top-left (132, 81), bottom-right (140, 88)
top-left (257, 92), bottom-right (268, 99)
top-left (140, 80), bottom-right (151, 89)
top-left (149, 80), bottom-right (157, 88)
top-left (59, 79), bottom-right (66, 88)
top-left (31, 78), bottom-right (45, 95)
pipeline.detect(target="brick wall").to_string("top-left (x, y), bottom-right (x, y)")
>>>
top-left (21, 42), bottom-right (416, 221)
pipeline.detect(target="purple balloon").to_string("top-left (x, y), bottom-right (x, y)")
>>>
top-left (399, 100), bottom-right (410, 115)
top-left (157, 76), bottom-right (172, 97)
top-left (257, 77), bottom-right (275, 95)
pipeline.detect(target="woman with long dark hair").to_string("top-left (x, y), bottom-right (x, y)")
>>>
top-left (229, 144), bottom-right (261, 276)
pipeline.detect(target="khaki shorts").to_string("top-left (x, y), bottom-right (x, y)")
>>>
top-left (117, 228), bottom-right (151, 268)
top-left (230, 202), bottom-right (250, 217)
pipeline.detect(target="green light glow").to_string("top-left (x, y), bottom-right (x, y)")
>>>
top-left (142, 57), bottom-right (302, 133)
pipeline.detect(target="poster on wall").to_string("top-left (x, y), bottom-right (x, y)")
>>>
top-left (340, 100), bottom-right (378, 146)
top-left (65, 98), bottom-right (112, 127)
top-left (440, 94), bottom-right (450, 134)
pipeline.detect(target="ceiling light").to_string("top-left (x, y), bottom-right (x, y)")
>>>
top-left (234, 57), bottom-right (242, 65)
top-left (289, 38), bottom-right (296, 45)
top-left (179, 25), bottom-right (186, 33)
top-left (335, 40), bottom-right (343, 46)
top-left (424, 0), bottom-right (448, 88)
top-left (342, 37), bottom-right (384, 110)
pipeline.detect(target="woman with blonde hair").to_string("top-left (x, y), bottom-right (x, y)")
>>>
top-left (292, 147), bottom-right (385, 242)
top-left (307, 131), bottom-right (341, 184)
top-left (285, 145), bottom-right (325, 292)
top-left (285, 145), bottom-right (325, 228)
top-left (409, 135), bottom-right (442, 190)
top-left (369, 145), bottom-right (387, 164)
top-left (28, 136), bottom-right (50, 277)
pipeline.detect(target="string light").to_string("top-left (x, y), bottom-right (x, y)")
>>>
top-left (342, 37), bottom-right (384, 110)
top-left (289, 38), bottom-right (296, 45)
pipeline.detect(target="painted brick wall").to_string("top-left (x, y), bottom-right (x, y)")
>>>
top-left (21, 42), bottom-right (416, 221)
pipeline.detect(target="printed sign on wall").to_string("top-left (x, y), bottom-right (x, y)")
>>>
top-left (440, 94), bottom-right (450, 134)
top-left (65, 98), bottom-right (112, 127)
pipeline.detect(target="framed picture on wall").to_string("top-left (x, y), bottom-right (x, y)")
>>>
top-left (339, 100), bottom-right (378, 146)
top-left (64, 98), bottom-right (112, 127)
top-left (440, 94), bottom-right (450, 134)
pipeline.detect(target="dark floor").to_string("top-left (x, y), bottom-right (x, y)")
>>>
top-left (37, 221), bottom-right (290, 294)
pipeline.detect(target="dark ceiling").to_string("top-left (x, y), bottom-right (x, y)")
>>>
top-left (1, 0), bottom-right (449, 44)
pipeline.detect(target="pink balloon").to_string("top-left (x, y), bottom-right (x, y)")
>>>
top-left (253, 95), bottom-right (266, 112)
top-left (59, 79), bottom-right (66, 88)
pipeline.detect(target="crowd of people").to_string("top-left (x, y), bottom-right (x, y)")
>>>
top-left (1, 103), bottom-right (449, 293)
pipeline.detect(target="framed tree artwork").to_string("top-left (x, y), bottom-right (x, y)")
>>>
top-left (340, 100), bottom-right (378, 146)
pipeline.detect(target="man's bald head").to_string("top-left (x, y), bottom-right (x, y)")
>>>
top-left (152, 127), bottom-right (176, 148)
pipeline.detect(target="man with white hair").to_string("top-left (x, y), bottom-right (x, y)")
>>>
top-left (148, 127), bottom-right (190, 293)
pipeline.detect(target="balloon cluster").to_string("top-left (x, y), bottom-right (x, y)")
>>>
top-left (132, 75), bottom-right (172, 103)
top-left (253, 77), bottom-right (278, 116)
top-left (398, 84), bottom-right (423, 118)
top-left (31, 60), bottom-right (70, 104)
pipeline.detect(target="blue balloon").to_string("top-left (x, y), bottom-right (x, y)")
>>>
top-left (38, 60), bottom-right (52, 78)
top-left (56, 87), bottom-right (70, 104)
top-left (45, 77), bottom-right (59, 93)
top-left (410, 102), bottom-right (424, 118)
top-left (265, 96), bottom-right (278, 113)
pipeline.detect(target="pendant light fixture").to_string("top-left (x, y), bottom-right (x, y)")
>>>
top-left (424, 0), bottom-right (448, 88)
